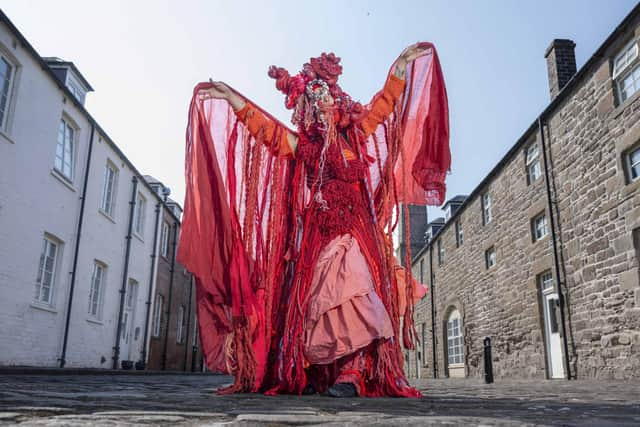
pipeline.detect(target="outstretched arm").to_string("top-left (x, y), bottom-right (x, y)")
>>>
top-left (361, 44), bottom-right (432, 137)
top-left (199, 81), bottom-right (298, 156)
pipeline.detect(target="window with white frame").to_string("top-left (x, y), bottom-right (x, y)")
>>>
top-left (134, 192), bottom-right (146, 236)
top-left (55, 118), bottom-right (75, 181)
top-left (0, 55), bottom-right (16, 130)
top-left (437, 239), bottom-right (444, 266)
top-left (152, 294), bottom-right (164, 337)
top-left (485, 246), bottom-right (496, 269)
top-left (625, 146), bottom-right (640, 183)
top-left (88, 261), bottom-right (106, 318)
top-left (444, 205), bottom-right (452, 222)
top-left (446, 309), bottom-right (463, 366)
top-left (34, 235), bottom-right (61, 305)
top-left (613, 39), bottom-right (640, 102)
top-left (532, 212), bottom-right (548, 242)
top-left (482, 193), bottom-right (492, 225)
top-left (538, 270), bottom-right (554, 291)
top-left (526, 144), bottom-right (542, 184)
top-left (176, 305), bottom-right (185, 344)
top-left (100, 162), bottom-right (118, 216)
top-left (161, 221), bottom-right (170, 258)
top-left (455, 220), bottom-right (463, 247)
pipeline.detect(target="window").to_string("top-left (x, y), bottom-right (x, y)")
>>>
top-left (526, 144), bottom-right (542, 184)
top-left (176, 305), bottom-right (185, 344)
top-left (625, 146), bottom-right (640, 182)
top-left (152, 294), bottom-right (164, 337)
top-left (481, 193), bottom-right (492, 225)
top-left (161, 221), bottom-right (170, 258)
top-left (485, 246), bottom-right (496, 269)
top-left (446, 309), bottom-right (463, 366)
top-left (34, 236), bottom-right (60, 305)
top-left (134, 192), bottom-right (146, 236)
top-left (613, 40), bottom-right (640, 102)
top-left (455, 220), bottom-right (463, 247)
top-left (0, 55), bottom-right (15, 130)
top-left (538, 270), bottom-right (554, 291)
top-left (444, 205), bottom-right (452, 222)
top-left (55, 118), bottom-right (75, 180)
top-left (437, 239), bottom-right (444, 267)
top-left (419, 258), bottom-right (424, 283)
top-left (532, 212), bottom-right (548, 242)
top-left (100, 162), bottom-right (117, 216)
top-left (88, 262), bottom-right (106, 318)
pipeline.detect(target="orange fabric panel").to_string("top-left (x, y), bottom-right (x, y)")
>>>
top-left (235, 102), bottom-right (294, 157)
top-left (361, 74), bottom-right (406, 137)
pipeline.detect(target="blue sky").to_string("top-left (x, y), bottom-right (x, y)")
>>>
top-left (2, 0), bottom-right (637, 220)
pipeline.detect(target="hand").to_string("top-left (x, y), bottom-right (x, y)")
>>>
top-left (199, 79), bottom-right (246, 111)
top-left (198, 79), bottom-right (233, 100)
top-left (394, 43), bottom-right (431, 78)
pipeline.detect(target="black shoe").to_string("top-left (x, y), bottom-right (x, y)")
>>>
top-left (327, 382), bottom-right (358, 398)
top-left (302, 384), bottom-right (317, 395)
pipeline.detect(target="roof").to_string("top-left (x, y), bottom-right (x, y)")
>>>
top-left (0, 9), bottom-right (181, 224)
top-left (428, 217), bottom-right (445, 226)
top-left (42, 57), bottom-right (95, 91)
top-left (412, 2), bottom-right (640, 264)
top-left (442, 195), bottom-right (468, 209)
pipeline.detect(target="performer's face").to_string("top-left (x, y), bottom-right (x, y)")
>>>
top-left (313, 87), bottom-right (334, 107)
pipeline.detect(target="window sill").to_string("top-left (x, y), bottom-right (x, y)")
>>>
top-left (622, 177), bottom-right (640, 198)
top-left (533, 234), bottom-right (550, 245)
top-left (30, 303), bottom-right (58, 314)
top-left (86, 317), bottom-right (104, 325)
top-left (610, 89), bottom-right (640, 120)
top-left (51, 169), bottom-right (76, 192)
top-left (134, 232), bottom-right (144, 243)
top-left (0, 128), bottom-right (15, 144)
top-left (99, 209), bottom-right (116, 224)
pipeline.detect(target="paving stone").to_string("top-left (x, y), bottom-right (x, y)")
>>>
top-left (0, 374), bottom-right (638, 426)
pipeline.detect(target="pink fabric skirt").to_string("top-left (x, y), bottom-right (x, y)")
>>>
top-left (303, 234), bottom-right (394, 365)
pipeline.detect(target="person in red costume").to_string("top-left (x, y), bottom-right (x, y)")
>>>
top-left (178, 43), bottom-right (450, 398)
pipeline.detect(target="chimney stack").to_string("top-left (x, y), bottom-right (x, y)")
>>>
top-left (545, 39), bottom-right (577, 100)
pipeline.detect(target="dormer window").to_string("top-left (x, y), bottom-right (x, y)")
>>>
top-left (444, 205), bottom-right (452, 222)
top-left (44, 58), bottom-right (93, 106)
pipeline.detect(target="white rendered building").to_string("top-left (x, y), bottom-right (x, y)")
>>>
top-left (0, 10), bottom-right (181, 369)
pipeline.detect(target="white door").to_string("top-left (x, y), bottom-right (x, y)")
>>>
top-left (120, 280), bottom-right (138, 361)
top-left (542, 290), bottom-right (565, 379)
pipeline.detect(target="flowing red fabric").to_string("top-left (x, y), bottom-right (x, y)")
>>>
top-left (177, 42), bottom-right (450, 396)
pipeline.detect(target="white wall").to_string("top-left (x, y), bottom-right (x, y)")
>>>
top-left (0, 19), bottom-right (162, 368)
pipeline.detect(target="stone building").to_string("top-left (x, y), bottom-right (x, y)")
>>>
top-left (408, 4), bottom-right (640, 381)
top-left (145, 177), bottom-right (202, 372)
top-left (0, 9), bottom-right (199, 371)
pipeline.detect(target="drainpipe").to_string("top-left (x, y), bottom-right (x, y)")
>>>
top-left (140, 201), bottom-right (161, 366)
top-left (538, 117), bottom-right (572, 380)
top-left (112, 176), bottom-right (138, 369)
top-left (161, 221), bottom-right (178, 370)
top-left (183, 274), bottom-right (194, 371)
top-left (429, 243), bottom-right (437, 378)
top-left (59, 125), bottom-right (95, 368)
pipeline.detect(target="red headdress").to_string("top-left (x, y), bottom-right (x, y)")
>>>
top-left (268, 53), bottom-right (366, 129)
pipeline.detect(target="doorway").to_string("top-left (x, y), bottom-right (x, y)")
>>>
top-left (540, 271), bottom-right (565, 379)
top-left (120, 279), bottom-right (139, 362)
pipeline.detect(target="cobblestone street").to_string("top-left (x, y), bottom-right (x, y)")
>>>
top-left (0, 373), bottom-right (638, 426)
